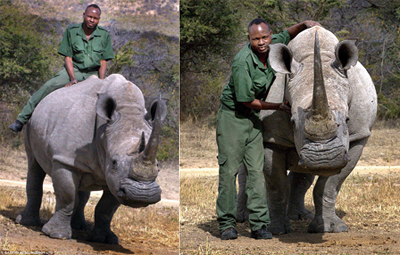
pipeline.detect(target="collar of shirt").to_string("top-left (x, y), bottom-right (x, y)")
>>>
top-left (78, 23), bottom-right (102, 42)
top-left (247, 43), bottom-right (276, 74)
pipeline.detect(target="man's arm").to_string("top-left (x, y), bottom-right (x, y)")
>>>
top-left (98, 59), bottom-right (107, 79)
top-left (64, 56), bottom-right (78, 87)
top-left (287, 20), bottom-right (321, 39)
top-left (243, 100), bottom-right (291, 114)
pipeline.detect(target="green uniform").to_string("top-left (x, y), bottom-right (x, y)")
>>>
top-left (17, 23), bottom-right (114, 124)
top-left (216, 30), bottom-right (290, 232)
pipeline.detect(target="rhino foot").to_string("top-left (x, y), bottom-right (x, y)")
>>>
top-left (308, 215), bottom-right (348, 233)
top-left (87, 228), bottom-right (119, 244)
top-left (236, 208), bottom-right (249, 223)
top-left (71, 215), bottom-right (92, 231)
top-left (16, 214), bottom-right (41, 226)
top-left (42, 220), bottom-right (72, 239)
top-left (288, 208), bottom-right (314, 221)
top-left (268, 220), bottom-right (291, 235)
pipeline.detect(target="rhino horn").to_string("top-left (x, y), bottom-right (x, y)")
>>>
top-left (312, 30), bottom-right (329, 119)
top-left (141, 95), bottom-right (165, 163)
top-left (305, 31), bottom-right (337, 140)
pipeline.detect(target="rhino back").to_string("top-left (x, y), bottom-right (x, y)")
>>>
top-left (26, 75), bottom-right (103, 175)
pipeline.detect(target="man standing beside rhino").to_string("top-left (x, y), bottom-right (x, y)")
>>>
top-left (9, 4), bottom-right (114, 132)
top-left (216, 18), bottom-right (320, 240)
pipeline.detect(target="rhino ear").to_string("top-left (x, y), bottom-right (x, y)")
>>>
top-left (96, 93), bottom-right (117, 122)
top-left (269, 43), bottom-right (293, 74)
top-left (145, 96), bottom-right (168, 123)
top-left (333, 40), bottom-right (358, 70)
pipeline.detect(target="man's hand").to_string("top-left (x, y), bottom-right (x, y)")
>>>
top-left (287, 20), bottom-right (322, 39)
top-left (278, 101), bottom-right (291, 114)
top-left (303, 20), bottom-right (321, 29)
top-left (65, 78), bottom-right (78, 87)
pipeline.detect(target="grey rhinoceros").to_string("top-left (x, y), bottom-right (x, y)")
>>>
top-left (16, 74), bottom-right (167, 243)
top-left (237, 26), bottom-right (377, 234)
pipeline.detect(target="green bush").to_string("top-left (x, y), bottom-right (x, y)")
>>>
top-left (377, 93), bottom-right (400, 120)
top-left (0, 0), bottom-right (59, 96)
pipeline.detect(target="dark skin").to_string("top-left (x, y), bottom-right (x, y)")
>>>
top-left (244, 20), bottom-right (321, 113)
top-left (65, 7), bottom-right (107, 87)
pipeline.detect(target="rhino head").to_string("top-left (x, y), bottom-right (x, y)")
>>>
top-left (269, 27), bottom-right (358, 176)
top-left (95, 85), bottom-right (167, 207)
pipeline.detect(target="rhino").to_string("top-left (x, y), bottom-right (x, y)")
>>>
top-left (237, 26), bottom-right (377, 234)
top-left (16, 74), bottom-right (167, 243)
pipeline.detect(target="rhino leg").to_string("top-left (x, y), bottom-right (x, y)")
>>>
top-left (236, 163), bottom-right (249, 223)
top-left (308, 138), bottom-right (368, 233)
top-left (42, 164), bottom-right (80, 239)
top-left (264, 145), bottom-right (291, 235)
top-left (288, 172), bottom-right (314, 221)
top-left (87, 190), bottom-right (120, 244)
top-left (16, 156), bottom-right (46, 226)
top-left (71, 191), bottom-right (91, 231)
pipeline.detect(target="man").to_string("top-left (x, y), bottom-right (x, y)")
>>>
top-left (216, 18), bottom-right (320, 240)
top-left (9, 4), bottom-right (114, 132)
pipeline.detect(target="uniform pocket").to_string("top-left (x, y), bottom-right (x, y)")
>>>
top-left (217, 154), bottom-right (227, 166)
top-left (92, 44), bottom-right (105, 64)
top-left (72, 44), bottom-right (85, 63)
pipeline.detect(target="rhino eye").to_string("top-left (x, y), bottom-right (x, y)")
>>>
top-left (332, 62), bottom-right (347, 78)
top-left (288, 63), bottom-right (303, 80)
top-left (290, 117), bottom-right (296, 126)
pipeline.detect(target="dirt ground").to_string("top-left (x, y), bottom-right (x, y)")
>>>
top-left (180, 223), bottom-right (400, 254)
top-left (180, 166), bottom-right (400, 255)
top-left (0, 154), bottom-right (179, 255)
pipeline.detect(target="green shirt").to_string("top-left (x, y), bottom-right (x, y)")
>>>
top-left (220, 30), bottom-right (291, 115)
top-left (58, 23), bottom-right (114, 72)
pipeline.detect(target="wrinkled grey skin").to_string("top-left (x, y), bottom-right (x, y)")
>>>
top-left (237, 26), bottom-right (377, 234)
top-left (16, 74), bottom-right (167, 243)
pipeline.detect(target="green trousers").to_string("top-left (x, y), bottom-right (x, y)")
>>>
top-left (216, 104), bottom-right (269, 232)
top-left (17, 67), bottom-right (98, 124)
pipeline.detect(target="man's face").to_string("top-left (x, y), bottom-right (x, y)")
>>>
top-left (248, 23), bottom-right (272, 56)
top-left (83, 7), bottom-right (100, 30)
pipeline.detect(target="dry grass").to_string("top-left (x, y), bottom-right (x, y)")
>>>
top-left (180, 173), bottom-right (400, 253)
top-left (180, 119), bottom-right (400, 169)
top-left (0, 143), bottom-right (26, 173)
top-left (337, 173), bottom-right (400, 231)
top-left (179, 119), bottom-right (218, 169)
top-left (180, 176), bottom-right (218, 226)
top-left (359, 120), bottom-right (400, 166)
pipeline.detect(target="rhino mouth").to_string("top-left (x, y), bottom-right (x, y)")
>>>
top-left (298, 137), bottom-right (349, 174)
top-left (117, 178), bottom-right (161, 207)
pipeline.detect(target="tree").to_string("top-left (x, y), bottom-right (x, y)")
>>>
top-left (0, 0), bottom-right (59, 93)
top-left (180, 0), bottom-right (244, 119)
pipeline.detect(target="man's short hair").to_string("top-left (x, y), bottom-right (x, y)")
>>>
top-left (85, 4), bottom-right (101, 15)
top-left (248, 18), bottom-right (271, 33)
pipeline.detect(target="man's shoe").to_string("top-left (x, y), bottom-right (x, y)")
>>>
top-left (8, 120), bottom-right (23, 133)
top-left (251, 226), bottom-right (273, 240)
top-left (221, 227), bottom-right (237, 240)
